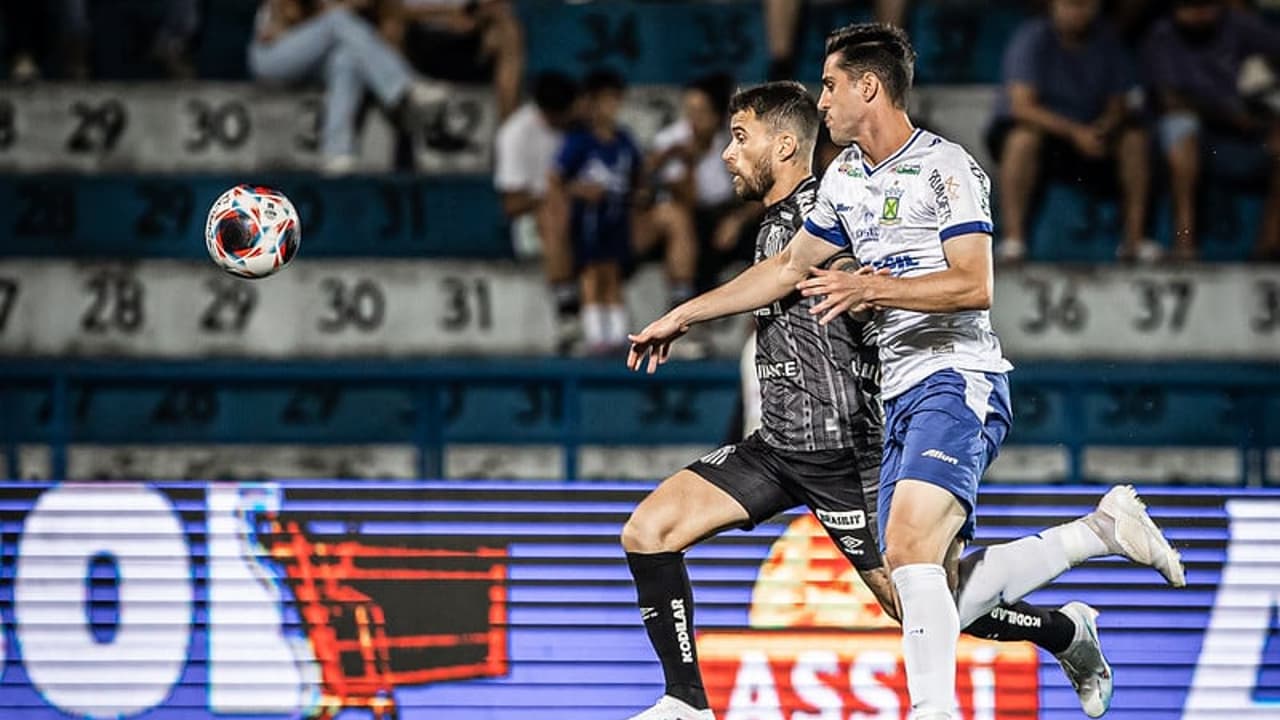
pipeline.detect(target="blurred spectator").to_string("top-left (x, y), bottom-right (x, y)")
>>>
top-left (62, 0), bottom-right (201, 80)
top-left (248, 0), bottom-right (445, 174)
top-left (765, 0), bottom-right (909, 81)
top-left (1142, 0), bottom-right (1280, 260)
top-left (494, 71), bottom-right (581, 349)
top-left (0, 1), bottom-right (57, 81)
top-left (988, 0), bottom-right (1153, 262)
top-left (395, 0), bottom-right (525, 120)
top-left (1110, 0), bottom-right (1164, 46)
top-left (639, 74), bottom-right (761, 316)
top-left (545, 70), bottom-right (642, 356)
top-left (0, 0), bottom-right (197, 81)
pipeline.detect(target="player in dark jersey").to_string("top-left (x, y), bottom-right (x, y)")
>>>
top-left (620, 82), bottom-right (1178, 720)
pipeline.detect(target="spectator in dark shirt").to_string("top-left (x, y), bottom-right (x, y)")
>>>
top-left (1142, 0), bottom-right (1280, 260)
top-left (988, 0), bottom-right (1153, 262)
top-left (544, 70), bottom-right (643, 355)
top-left (393, 0), bottom-right (525, 121)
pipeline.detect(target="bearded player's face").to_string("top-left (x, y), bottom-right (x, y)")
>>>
top-left (721, 110), bottom-right (777, 202)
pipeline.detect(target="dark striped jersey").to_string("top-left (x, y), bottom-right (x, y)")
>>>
top-left (752, 176), bottom-right (883, 451)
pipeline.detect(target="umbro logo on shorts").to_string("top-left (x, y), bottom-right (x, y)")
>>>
top-left (699, 445), bottom-right (736, 466)
top-left (921, 448), bottom-right (960, 465)
top-left (838, 535), bottom-right (864, 555)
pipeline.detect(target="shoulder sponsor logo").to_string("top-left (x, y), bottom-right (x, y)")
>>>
top-left (838, 162), bottom-right (864, 178)
top-left (968, 158), bottom-right (992, 216)
top-left (835, 203), bottom-right (855, 213)
top-left (922, 448), bottom-right (959, 465)
top-left (892, 163), bottom-right (921, 175)
top-left (815, 508), bottom-right (867, 530)
top-left (928, 169), bottom-right (953, 225)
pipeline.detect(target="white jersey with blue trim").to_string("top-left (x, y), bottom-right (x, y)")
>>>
top-left (802, 128), bottom-right (1012, 400)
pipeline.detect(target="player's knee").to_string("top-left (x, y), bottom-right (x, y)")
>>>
top-left (882, 532), bottom-right (945, 569)
top-left (620, 512), bottom-right (676, 554)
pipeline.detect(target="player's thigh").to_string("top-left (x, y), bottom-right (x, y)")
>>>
top-left (622, 470), bottom-right (749, 553)
top-left (881, 371), bottom-right (1012, 556)
top-left (882, 479), bottom-right (967, 567)
top-left (623, 435), bottom-right (795, 552)
top-left (783, 444), bottom-right (884, 573)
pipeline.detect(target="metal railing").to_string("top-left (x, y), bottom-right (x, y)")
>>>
top-left (0, 359), bottom-right (1275, 485)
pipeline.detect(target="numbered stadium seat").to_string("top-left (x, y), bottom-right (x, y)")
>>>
top-left (0, 174), bottom-right (508, 259)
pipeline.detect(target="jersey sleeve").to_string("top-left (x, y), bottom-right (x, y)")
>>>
top-left (555, 132), bottom-right (589, 180)
top-left (802, 159), bottom-right (851, 247)
top-left (932, 147), bottom-right (994, 242)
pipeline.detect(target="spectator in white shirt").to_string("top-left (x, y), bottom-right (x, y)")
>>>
top-left (494, 71), bottom-right (581, 350)
top-left (639, 74), bottom-right (761, 314)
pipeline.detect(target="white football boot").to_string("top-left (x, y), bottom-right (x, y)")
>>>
top-left (625, 695), bottom-right (715, 720)
top-left (1086, 484), bottom-right (1186, 587)
top-left (1054, 602), bottom-right (1113, 717)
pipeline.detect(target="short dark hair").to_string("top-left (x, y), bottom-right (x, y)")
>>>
top-left (582, 68), bottom-right (627, 96)
top-left (686, 73), bottom-right (736, 120)
top-left (532, 71), bottom-right (578, 114)
top-left (727, 81), bottom-right (820, 149)
top-left (824, 23), bottom-right (916, 108)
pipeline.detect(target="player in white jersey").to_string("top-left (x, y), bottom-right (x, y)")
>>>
top-left (630, 23), bottom-right (1185, 720)
top-left (789, 24), bottom-right (1184, 719)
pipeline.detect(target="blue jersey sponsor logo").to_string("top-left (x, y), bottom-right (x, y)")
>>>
top-left (872, 254), bottom-right (920, 273)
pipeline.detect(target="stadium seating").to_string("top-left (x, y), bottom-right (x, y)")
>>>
top-left (0, 1), bottom-right (1276, 487)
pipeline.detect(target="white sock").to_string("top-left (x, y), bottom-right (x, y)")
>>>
top-left (955, 519), bottom-right (1109, 626)
top-left (582, 305), bottom-right (606, 347)
top-left (606, 304), bottom-right (628, 345)
top-left (892, 564), bottom-right (959, 719)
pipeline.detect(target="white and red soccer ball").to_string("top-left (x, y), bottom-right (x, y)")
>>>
top-left (205, 184), bottom-right (301, 278)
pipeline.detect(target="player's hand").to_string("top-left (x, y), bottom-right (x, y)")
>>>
top-left (626, 314), bottom-right (690, 373)
top-left (796, 266), bottom-right (881, 325)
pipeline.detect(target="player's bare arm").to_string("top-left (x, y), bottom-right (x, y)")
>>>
top-left (627, 228), bottom-right (839, 373)
top-left (795, 233), bottom-right (994, 325)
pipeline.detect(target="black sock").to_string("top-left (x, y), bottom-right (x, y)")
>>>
top-left (553, 281), bottom-right (580, 319)
top-left (963, 601), bottom-right (1077, 655)
top-left (626, 551), bottom-right (707, 709)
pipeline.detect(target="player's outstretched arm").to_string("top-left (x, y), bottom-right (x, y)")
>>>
top-left (627, 228), bottom-right (839, 373)
top-left (797, 233), bottom-right (994, 324)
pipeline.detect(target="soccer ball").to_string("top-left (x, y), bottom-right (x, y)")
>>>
top-left (205, 184), bottom-right (301, 279)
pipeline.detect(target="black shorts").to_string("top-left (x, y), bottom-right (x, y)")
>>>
top-left (405, 23), bottom-right (492, 84)
top-left (985, 118), bottom-right (1116, 194)
top-left (686, 432), bottom-right (884, 571)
